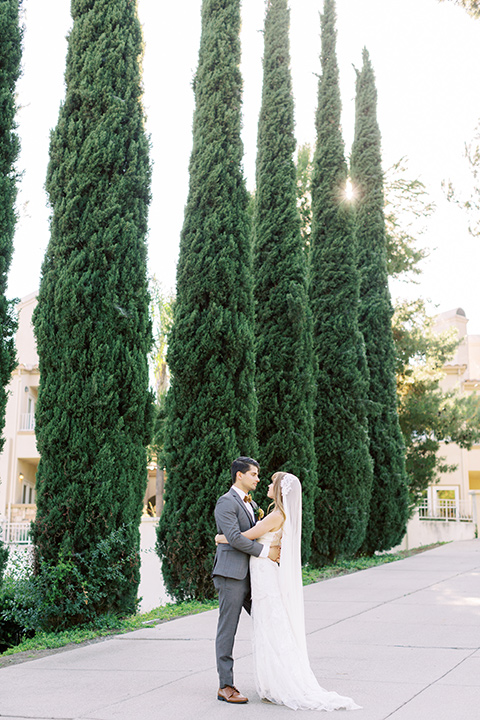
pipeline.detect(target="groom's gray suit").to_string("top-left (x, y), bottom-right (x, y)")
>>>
top-left (212, 487), bottom-right (264, 689)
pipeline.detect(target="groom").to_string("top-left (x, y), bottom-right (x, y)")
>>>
top-left (212, 456), bottom-right (280, 704)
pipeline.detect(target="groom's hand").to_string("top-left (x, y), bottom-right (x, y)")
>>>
top-left (268, 545), bottom-right (281, 564)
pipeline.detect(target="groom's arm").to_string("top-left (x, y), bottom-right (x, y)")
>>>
top-left (215, 497), bottom-right (263, 558)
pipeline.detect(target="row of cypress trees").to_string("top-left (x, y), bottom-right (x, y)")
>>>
top-left (157, 0), bottom-right (409, 601)
top-left (1, 0), bottom-right (408, 613)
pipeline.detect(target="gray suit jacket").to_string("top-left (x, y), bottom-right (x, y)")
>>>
top-left (212, 488), bottom-right (263, 580)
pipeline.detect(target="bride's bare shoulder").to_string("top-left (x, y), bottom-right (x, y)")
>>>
top-left (269, 509), bottom-right (284, 532)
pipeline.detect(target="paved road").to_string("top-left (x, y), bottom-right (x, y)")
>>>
top-left (0, 540), bottom-right (479, 720)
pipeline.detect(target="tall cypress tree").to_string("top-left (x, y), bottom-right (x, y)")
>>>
top-left (0, 0), bottom-right (21, 457)
top-left (32, 0), bottom-right (152, 617)
top-left (156, 0), bottom-right (256, 601)
top-left (351, 49), bottom-right (408, 554)
top-left (0, 0), bottom-right (22, 571)
top-left (253, 0), bottom-right (316, 558)
top-left (309, 0), bottom-right (372, 566)
top-left (254, 0), bottom-right (316, 559)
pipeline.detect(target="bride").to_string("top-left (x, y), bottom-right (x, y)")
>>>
top-left (215, 471), bottom-right (360, 711)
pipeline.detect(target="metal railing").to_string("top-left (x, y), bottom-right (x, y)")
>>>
top-left (20, 413), bottom-right (35, 431)
top-left (0, 521), bottom-right (32, 545)
top-left (418, 499), bottom-right (473, 522)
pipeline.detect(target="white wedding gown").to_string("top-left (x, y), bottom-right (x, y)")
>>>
top-left (250, 529), bottom-right (360, 711)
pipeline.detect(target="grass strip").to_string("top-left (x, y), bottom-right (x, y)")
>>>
top-left (301, 543), bottom-right (445, 585)
top-left (1, 542), bottom-right (444, 662)
top-left (0, 600), bottom-right (218, 660)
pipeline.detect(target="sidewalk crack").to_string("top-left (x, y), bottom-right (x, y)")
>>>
top-left (382, 647), bottom-right (479, 719)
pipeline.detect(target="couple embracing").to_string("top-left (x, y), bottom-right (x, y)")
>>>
top-left (212, 456), bottom-right (361, 711)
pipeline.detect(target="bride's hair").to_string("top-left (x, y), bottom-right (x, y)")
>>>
top-left (268, 471), bottom-right (287, 522)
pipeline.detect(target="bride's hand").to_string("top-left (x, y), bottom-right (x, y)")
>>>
top-left (215, 533), bottom-right (227, 545)
top-left (268, 544), bottom-right (281, 564)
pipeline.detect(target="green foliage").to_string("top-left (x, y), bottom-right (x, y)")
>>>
top-left (1, 527), bottom-right (140, 637)
top-left (302, 127), bottom-right (474, 515)
top-left (296, 151), bottom-right (434, 282)
top-left (0, 549), bottom-right (35, 651)
top-left (438, 0), bottom-right (480, 17)
top-left (0, 0), bottom-right (22, 458)
top-left (302, 556), bottom-right (396, 584)
top-left (149, 277), bottom-right (174, 467)
top-left (0, 1), bottom-right (22, 576)
top-left (0, 540), bottom-right (7, 586)
top-left (34, 527), bottom-right (141, 631)
top-left (393, 300), bottom-right (480, 507)
top-left (0, 598), bottom-right (219, 659)
top-left (32, 0), bottom-right (152, 621)
top-left (0, 540), bottom-right (11, 651)
top-left (444, 123), bottom-right (480, 237)
top-left (253, 0), bottom-right (316, 557)
top-left (149, 277), bottom-right (174, 402)
top-left (156, 0), bottom-right (256, 601)
top-left (0, 589), bottom-right (32, 652)
top-left (296, 143), bottom-right (313, 250)
top-left (384, 158), bottom-right (434, 280)
top-left (309, 0), bottom-right (372, 565)
top-left (351, 49), bottom-right (409, 554)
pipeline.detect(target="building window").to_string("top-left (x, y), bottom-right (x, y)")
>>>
top-left (20, 395), bottom-right (36, 431)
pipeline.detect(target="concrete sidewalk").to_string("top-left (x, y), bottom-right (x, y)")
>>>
top-left (0, 540), bottom-right (479, 720)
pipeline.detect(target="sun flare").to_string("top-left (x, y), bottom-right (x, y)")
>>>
top-left (345, 178), bottom-right (354, 200)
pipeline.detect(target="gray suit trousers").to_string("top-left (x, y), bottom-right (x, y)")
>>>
top-left (212, 488), bottom-right (263, 689)
top-left (213, 574), bottom-right (252, 689)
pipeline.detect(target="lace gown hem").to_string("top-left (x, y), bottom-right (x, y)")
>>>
top-left (250, 530), bottom-right (361, 711)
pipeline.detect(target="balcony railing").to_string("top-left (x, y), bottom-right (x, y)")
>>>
top-left (0, 521), bottom-right (32, 545)
top-left (20, 413), bottom-right (35, 431)
top-left (418, 499), bottom-right (473, 522)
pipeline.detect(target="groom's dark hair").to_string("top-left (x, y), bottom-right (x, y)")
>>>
top-left (231, 456), bottom-right (260, 483)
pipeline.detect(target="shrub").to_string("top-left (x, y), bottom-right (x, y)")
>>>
top-left (0, 540), bottom-right (8, 585)
top-left (0, 547), bottom-right (35, 651)
top-left (1, 526), bottom-right (140, 640)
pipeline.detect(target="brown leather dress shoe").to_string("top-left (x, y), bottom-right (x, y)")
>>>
top-left (217, 686), bottom-right (248, 704)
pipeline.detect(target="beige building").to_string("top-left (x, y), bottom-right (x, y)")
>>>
top-left (400, 307), bottom-right (480, 548)
top-left (0, 292), bottom-right (39, 542)
top-left (0, 292), bottom-right (159, 545)
top-left (430, 308), bottom-right (480, 512)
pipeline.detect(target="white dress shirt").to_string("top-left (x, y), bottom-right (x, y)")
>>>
top-left (232, 486), bottom-right (269, 558)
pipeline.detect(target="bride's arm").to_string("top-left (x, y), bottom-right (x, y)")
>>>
top-left (243, 510), bottom-right (283, 539)
top-left (215, 510), bottom-right (283, 543)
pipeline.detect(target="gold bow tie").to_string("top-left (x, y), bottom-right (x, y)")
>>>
top-left (244, 494), bottom-right (252, 503)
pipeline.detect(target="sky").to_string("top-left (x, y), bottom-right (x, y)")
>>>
top-left (8, 0), bottom-right (480, 334)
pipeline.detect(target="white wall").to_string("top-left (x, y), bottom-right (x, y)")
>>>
top-left (393, 511), bottom-right (476, 553)
top-left (138, 517), bottom-right (171, 612)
